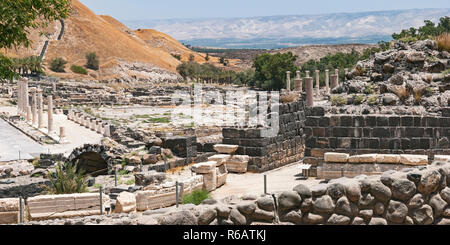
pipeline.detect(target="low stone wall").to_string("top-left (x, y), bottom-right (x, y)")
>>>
top-left (222, 99), bottom-right (305, 172)
top-left (0, 198), bottom-right (20, 224)
top-left (135, 176), bottom-right (203, 211)
top-left (304, 107), bottom-right (450, 177)
top-left (27, 193), bottom-right (110, 221)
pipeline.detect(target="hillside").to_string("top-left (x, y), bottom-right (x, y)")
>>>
top-left (1, 0), bottom-right (240, 81)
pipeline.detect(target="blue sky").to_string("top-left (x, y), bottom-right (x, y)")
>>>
top-left (79, 0), bottom-right (449, 20)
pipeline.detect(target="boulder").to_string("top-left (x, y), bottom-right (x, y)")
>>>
top-left (198, 208), bottom-right (217, 225)
top-left (418, 169), bottom-right (442, 195)
top-left (252, 209), bottom-right (274, 223)
top-left (335, 196), bottom-right (358, 217)
top-left (134, 171), bottom-right (166, 186)
top-left (358, 193), bottom-right (376, 209)
top-left (311, 184), bottom-right (328, 197)
top-left (213, 144), bottom-right (239, 154)
top-left (351, 217), bottom-right (365, 225)
top-left (157, 210), bottom-right (197, 225)
top-left (400, 155), bottom-right (428, 166)
top-left (278, 191), bottom-right (302, 211)
top-left (388, 74), bottom-right (405, 85)
top-left (327, 214), bottom-right (351, 225)
top-left (312, 195), bottom-right (335, 214)
top-left (437, 218), bottom-right (450, 225)
top-left (408, 194), bottom-right (425, 209)
top-left (143, 154), bottom-right (158, 165)
top-left (390, 179), bottom-right (416, 201)
top-left (406, 51), bottom-right (425, 63)
top-left (137, 216), bottom-right (158, 225)
top-left (237, 202), bottom-right (257, 215)
top-left (358, 209), bottom-right (373, 222)
top-left (324, 153), bottom-right (349, 163)
top-left (327, 183), bottom-right (346, 199)
top-left (293, 184), bottom-right (312, 198)
top-left (302, 213), bottom-right (324, 225)
top-left (386, 200), bottom-right (408, 224)
top-left (300, 198), bottom-right (313, 213)
top-left (256, 196), bottom-right (275, 212)
top-left (369, 181), bottom-right (392, 203)
top-left (230, 208), bottom-right (247, 225)
top-left (343, 181), bottom-right (361, 202)
top-left (374, 202), bottom-right (385, 216)
top-left (430, 194), bottom-right (447, 217)
top-left (368, 217), bottom-right (387, 225)
top-left (412, 205), bottom-right (434, 225)
top-left (114, 192), bottom-right (136, 213)
top-left (280, 210), bottom-right (302, 224)
top-left (216, 205), bottom-right (231, 219)
top-left (441, 187), bottom-right (450, 204)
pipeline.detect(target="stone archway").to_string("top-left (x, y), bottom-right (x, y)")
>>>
top-left (68, 144), bottom-right (114, 177)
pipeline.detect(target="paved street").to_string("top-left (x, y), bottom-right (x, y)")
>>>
top-left (0, 119), bottom-right (44, 162)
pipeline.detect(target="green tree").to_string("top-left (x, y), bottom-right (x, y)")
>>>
top-left (0, 0), bottom-right (71, 82)
top-left (85, 52), bottom-right (99, 70)
top-left (205, 53), bottom-right (209, 61)
top-left (50, 57), bottom-right (67, 73)
top-left (253, 52), bottom-right (298, 91)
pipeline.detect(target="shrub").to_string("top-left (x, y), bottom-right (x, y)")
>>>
top-left (70, 65), bottom-right (87, 75)
top-left (171, 53), bottom-right (181, 60)
top-left (364, 83), bottom-right (376, 94)
top-left (44, 161), bottom-right (88, 194)
top-left (330, 95), bottom-right (347, 106)
top-left (85, 52), bottom-right (99, 70)
top-left (368, 95), bottom-right (379, 105)
top-left (182, 189), bottom-right (210, 205)
top-left (353, 94), bottom-right (365, 105)
top-left (49, 57), bottom-right (67, 72)
top-left (189, 54), bottom-right (195, 62)
top-left (436, 33), bottom-right (450, 52)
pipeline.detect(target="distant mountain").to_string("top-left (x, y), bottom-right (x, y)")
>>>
top-left (124, 9), bottom-right (450, 49)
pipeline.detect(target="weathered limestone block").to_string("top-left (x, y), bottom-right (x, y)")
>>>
top-left (114, 192), bottom-right (136, 213)
top-left (203, 170), bottom-right (217, 192)
top-left (192, 161), bottom-right (217, 174)
top-left (324, 153), bottom-right (349, 163)
top-left (216, 165), bottom-right (228, 188)
top-left (434, 155), bottom-right (450, 162)
top-left (0, 212), bottom-right (19, 224)
top-left (224, 155), bottom-right (249, 173)
top-left (400, 155), bottom-right (428, 166)
top-left (0, 198), bottom-right (19, 212)
top-left (376, 154), bottom-right (401, 164)
top-left (134, 171), bottom-right (166, 186)
top-left (213, 144), bottom-right (238, 154)
top-left (27, 193), bottom-right (109, 220)
top-left (207, 154), bottom-right (231, 166)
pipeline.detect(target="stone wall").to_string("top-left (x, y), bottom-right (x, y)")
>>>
top-left (304, 107), bottom-right (450, 177)
top-left (25, 160), bottom-right (450, 225)
top-left (222, 99), bottom-right (305, 172)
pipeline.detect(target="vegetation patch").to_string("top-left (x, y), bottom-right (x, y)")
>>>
top-left (182, 189), bottom-right (211, 205)
top-left (330, 95), bottom-right (347, 106)
top-left (70, 65), bottom-right (87, 75)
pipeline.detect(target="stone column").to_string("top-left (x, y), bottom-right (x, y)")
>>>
top-left (335, 69), bottom-right (339, 85)
top-left (90, 118), bottom-right (96, 131)
top-left (305, 77), bottom-right (314, 107)
top-left (17, 80), bottom-right (22, 115)
top-left (315, 70), bottom-right (320, 96)
top-left (47, 95), bottom-right (54, 133)
top-left (24, 80), bottom-right (29, 110)
top-left (330, 75), bottom-right (338, 90)
top-left (38, 92), bottom-right (44, 129)
top-left (294, 71), bottom-right (302, 92)
top-left (52, 82), bottom-right (57, 93)
top-left (286, 71), bottom-right (291, 91)
top-left (325, 70), bottom-right (330, 94)
top-left (103, 123), bottom-right (111, 137)
top-left (26, 106), bottom-right (32, 122)
top-left (32, 90), bottom-right (37, 126)
top-left (59, 127), bottom-right (67, 143)
top-left (306, 71), bottom-right (310, 78)
top-left (344, 68), bottom-right (349, 81)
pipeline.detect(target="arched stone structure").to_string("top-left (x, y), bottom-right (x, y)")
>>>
top-left (67, 144), bottom-right (116, 176)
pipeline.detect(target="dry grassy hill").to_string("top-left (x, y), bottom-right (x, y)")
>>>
top-left (2, 0), bottom-right (240, 81)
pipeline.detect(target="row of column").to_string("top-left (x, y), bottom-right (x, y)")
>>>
top-left (16, 80), bottom-right (64, 140)
top-left (286, 68), bottom-right (349, 106)
top-left (67, 110), bottom-right (112, 137)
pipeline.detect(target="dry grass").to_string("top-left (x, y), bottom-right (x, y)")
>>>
top-left (436, 33), bottom-right (450, 52)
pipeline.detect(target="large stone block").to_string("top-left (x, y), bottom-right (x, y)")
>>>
top-left (192, 161), bottom-right (217, 174)
top-left (400, 155), bottom-right (428, 166)
top-left (213, 144), bottom-right (239, 154)
top-left (114, 192), bottom-right (136, 213)
top-left (207, 154), bottom-right (231, 166)
top-left (0, 211), bottom-right (19, 224)
top-left (0, 198), bottom-right (19, 212)
top-left (224, 155), bottom-right (250, 173)
top-left (324, 153), bottom-right (349, 163)
top-left (376, 154), bottom-right (401, 164)
top-left (434, 155), bottom-right (450, 162)
top-left (203, 170), bottom-right (217, 192)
